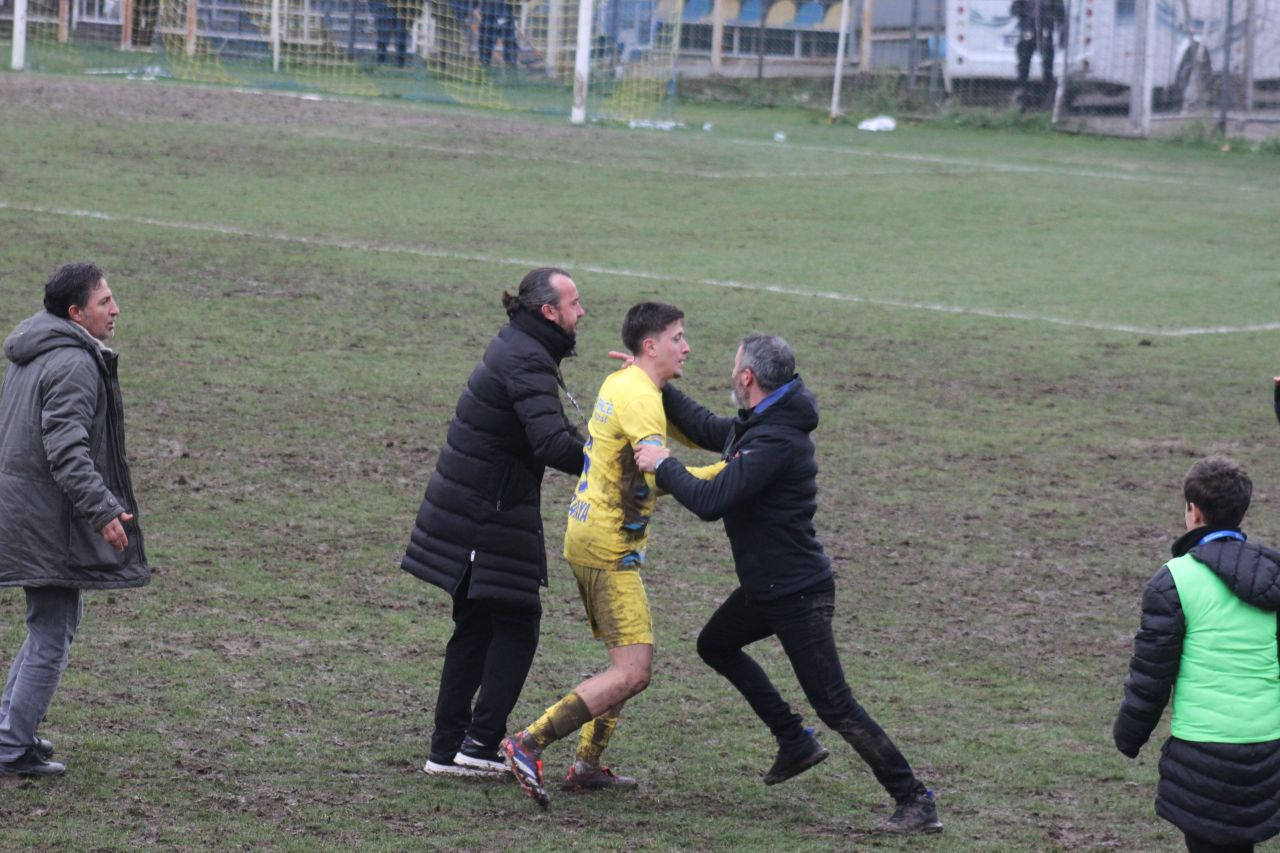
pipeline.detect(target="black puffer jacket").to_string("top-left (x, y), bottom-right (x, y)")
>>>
top-left (656, 376), bottom-right (832, 601)
top-left (1113, 528), bottom-right (1280, 845)
top-left (401, 309), bottom-right (584, 609)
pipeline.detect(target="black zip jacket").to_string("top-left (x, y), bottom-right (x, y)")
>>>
top-left (655, 375), bottom-right (832, 601)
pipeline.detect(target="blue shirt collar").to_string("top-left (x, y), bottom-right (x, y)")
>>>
top-left (753, 378), bottom-right (797, 415)
top-left (1198, 529), bottom-right (1246, 546)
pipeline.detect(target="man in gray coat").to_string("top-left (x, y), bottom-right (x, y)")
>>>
top-left (0, 262), bottom-right (149, 777)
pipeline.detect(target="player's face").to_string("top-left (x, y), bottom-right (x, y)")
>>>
top-left (546, 275), bottom-right (584, 335)
top-left (69, 279), bottom-right (119, 342)
top-left (649, 320), bottom-right (689, 382)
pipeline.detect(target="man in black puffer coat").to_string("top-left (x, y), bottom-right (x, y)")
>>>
top-left (1114, 456), bottom-right (1280, 853)
top-left (403, 268), bottom-right (586, 777)
top-left (634, 333), bottom-right (942, 835)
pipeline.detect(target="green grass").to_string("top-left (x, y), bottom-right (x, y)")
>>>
top-left (0, 69), bottom-right (1279, 850)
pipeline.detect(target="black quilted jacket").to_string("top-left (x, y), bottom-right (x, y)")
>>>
top-left (1113, 527), bottom-right (1280, 844)
top-left (401, 309), bottom-right (584, 609)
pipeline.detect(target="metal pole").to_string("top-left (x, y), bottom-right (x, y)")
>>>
top-left (570, 0), bottom-right (593, 123)
top-left (1128, 0), bottom-right (1153, 133)
top-left (121, 0), bottom-right (134, 48)
top-left (546, 0), bottom-right (563, 77)
top-left (829, 0), bottom-right (852, 118)
top-left (858, 0), bottom-right (873, 70)
top-left (756, 0), bottom-right (766, 80)
top-left (1242, 0), bottom-right (1254, 110)
top-left (907, 0), bottom-right (917, 93)
top-left (11, 0), bottom-right (27, 69)
top-left (272, 0), bottom-right (282, 70)
top-left (710, 0), bottom-right (724, 71)
top-left (1217, 0), bottom-right (1234, 135)
top-left (930, 0), bottom-right (942, 104)
top-left (185, 0), bottom-right (198, 56)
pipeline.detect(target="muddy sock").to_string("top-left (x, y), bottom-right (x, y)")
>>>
top-left (574, 714), bottom-right (618, 766)
top-left (527, 692), bottom-right (592, 749)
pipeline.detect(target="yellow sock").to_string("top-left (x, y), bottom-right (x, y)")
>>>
top-left (574, 714), bottom-right (618, 767)
top-left (527, 691), bottom-right (592, 748)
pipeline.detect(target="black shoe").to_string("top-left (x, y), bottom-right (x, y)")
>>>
top-left (763, 727), bottom-right (830, 785)
top-left (0, 747), bottom-right (65, 777)
top-left (453, 735), bottom-right (505, 774)
top-left (881, 788), bottom-right (943, 834)
top-left (35, 737), bottom-right (53, 760)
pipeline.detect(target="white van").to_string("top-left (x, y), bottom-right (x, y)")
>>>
top-left (946, 0), bottom-right (1279, 105)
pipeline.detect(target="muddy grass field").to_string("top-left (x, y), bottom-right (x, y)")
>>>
top-left (1, 70), bottom-right (1279, 850)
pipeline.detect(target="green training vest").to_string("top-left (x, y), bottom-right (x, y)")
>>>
top-left (1167, 553), bottom-right (1280, 743)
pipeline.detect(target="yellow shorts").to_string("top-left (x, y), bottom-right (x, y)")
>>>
top-left (571, 563), bottom-right (654, 649)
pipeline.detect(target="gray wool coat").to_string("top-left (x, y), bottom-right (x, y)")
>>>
top-left (0, 311), bottom-right (148, 589)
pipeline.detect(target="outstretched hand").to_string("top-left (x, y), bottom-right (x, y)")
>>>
top-left (609, 351), bottom-right (634, 368)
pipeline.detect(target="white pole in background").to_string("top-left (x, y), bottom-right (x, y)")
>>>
top-left (11, 0), bottom-right (28, 69)
top-left (546, 0), bottom-right (563, 78)
top-left (828, 0), bottom-right (852, 119)
top-left (1129, 0), bottom-right (1153, 134)
top-left (271, 0), bottom-right (281, 72)
top-left (569, 0), bottom-right (593, 124)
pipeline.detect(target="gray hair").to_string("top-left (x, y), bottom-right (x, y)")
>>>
top-left (738, 333), bottom-right (794, 392)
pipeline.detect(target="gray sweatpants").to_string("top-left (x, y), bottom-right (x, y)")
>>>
top-left (0, 587), bottom-right (83, 762)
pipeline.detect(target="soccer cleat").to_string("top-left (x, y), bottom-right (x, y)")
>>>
top-left (423, 756), bottom-right (501, 777)
top-left (763, 727), bottom-right (830, 785)
top-left (453, 735), bottom-right (506, 774)
top-left (500, 731), bottom-right (549, 808)
top-left (881, 788), bottom-right (944, 834)
top-left (561, 760), bottom-right (640, 792)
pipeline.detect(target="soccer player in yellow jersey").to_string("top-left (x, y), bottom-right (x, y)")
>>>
top-left (500, 302), bottom-right (723, 808)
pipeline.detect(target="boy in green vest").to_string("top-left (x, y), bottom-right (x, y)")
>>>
top-left (1114, 456), bottom-right (1280, 853)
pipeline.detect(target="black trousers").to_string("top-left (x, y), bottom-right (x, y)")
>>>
top-left (1016, 32), bottom-right (1055, 85)
top-left (697, 584), bottom-right (921, 803)
top-left (429, 571), bottom-right (540, 761)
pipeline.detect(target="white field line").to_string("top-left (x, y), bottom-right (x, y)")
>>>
top-left (3, 199), bottom-right (1276, 337)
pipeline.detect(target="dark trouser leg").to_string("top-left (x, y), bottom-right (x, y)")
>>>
top-left (1015, 39), bottom-right (1034, 85)
top-left (395, 20), bottom-right (410, 67)
top-left (501, 17), bottom-right (517, 66)
top-left (465, 601), bottom-right (540, 748)
top-left (1040, 37), bottom-right (1055, 85)
top-left (767, 588), bottom-right (921, 803)
top-left (479, 16), bottom-right (498, 65)
top-left (696, 587), bottom-right (806, 745)
top-left (0, 587), bottom-right (82, 762)
top-left (429, 590), bottom-right (493, 761)
top-left (1183, 833), bottom-right (1254, 853)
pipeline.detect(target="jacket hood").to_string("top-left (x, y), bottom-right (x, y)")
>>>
top-left (738, 374), bottom-right (819, 434)
top-left (5, 311), bottom-right (103, 369)
top-left (1178, 529), bottom-right (1280, 612)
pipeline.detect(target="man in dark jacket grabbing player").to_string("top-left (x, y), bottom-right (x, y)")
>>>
top-left (403, 268), bottom-right (586, 777)
top-left (634, 332), bottom-right (942, 835)
top-left (1114, 455), bottom-right (1280, 852)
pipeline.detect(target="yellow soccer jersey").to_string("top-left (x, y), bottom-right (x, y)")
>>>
top-left (564, 365), bottom-right (722, 571)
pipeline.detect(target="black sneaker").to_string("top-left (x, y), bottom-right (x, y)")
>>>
top-left (881, 788), bottom-right (943, 834)
top-left (763, 727), bottom-right (829, 785)
top-left (453, 735), bottom-right (505, 774)
top-left (0, 747), bottom-right (65, 778)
